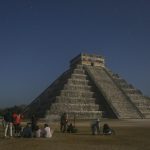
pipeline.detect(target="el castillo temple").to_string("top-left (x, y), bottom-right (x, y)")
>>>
top-left (25, 53), bottom-right (150, 119)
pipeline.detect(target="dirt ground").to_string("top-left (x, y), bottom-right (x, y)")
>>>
top-left (0, 119), bottom-right (150, 150)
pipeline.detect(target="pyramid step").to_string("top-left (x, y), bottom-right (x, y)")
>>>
top-left (71, 74), bottom-right (87, 80)
top-left (142, 113), bottom-right (150, 118)
top-left (67, 111), bottom-right (102, 119)
top-left (64, 84), bottom-right (93, 91)
top-left (73, 69), bottom-right (85, 74)
top-left (75, 65), bottom-right (84, 69)
top-left (67, 79), bottom-right (90, 85)
top-left (129, 99), bottom-right (147, 102)
top-left (123, 89), bottom-right (140, 94)
top-left (55, 96), bottom-right (96, 103)
top-left (117, 115), bottom-right (141, 119)
top-left (135, 103), bottom-right (150, 107)
top-left (126, 93), bottom-right (140, 97)
top-left (50, 103), bottom-right (100, 112)
top-left (137, 107), bottom-right (150, 111)
top-left (48, 111), bottom-right (102, 119)
top-left (60, 90), bottom-right (94, 97)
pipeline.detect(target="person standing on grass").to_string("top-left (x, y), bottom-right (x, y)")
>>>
top-left (60, 113), bottom-right (68, 132)
top-left (4, 109), bottom-right (13, 138)
top-left (91, 118), bottom-right (101, 135)
top-left (31, 114), bottom-right (37, 132)
top-left (13, 112), bottom-right (22, 137)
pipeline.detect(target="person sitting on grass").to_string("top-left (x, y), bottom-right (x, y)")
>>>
top-left (35, 125), bottom-right (41, 138)
top-left (103, 123), bottom-right (115, 135)
top-left (67, 123), bottom-right (77, 133)
top-left (22, 123), bottom-right (32, 138)
top-left (41, 124), bottom-right (53, 138)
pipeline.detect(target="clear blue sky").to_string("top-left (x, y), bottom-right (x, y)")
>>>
top-left (0, 0), bottom-right (150, 108)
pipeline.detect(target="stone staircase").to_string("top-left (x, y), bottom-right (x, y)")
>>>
top-left (84, 66), bottom-right (142, 119)
top-left (108, 70), bottom-right (150, 118)
top-left (48, 65), bottom-right (102, 119)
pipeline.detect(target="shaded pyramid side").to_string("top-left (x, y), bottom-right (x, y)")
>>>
top-left (24, 69), bottom-right (72, 118)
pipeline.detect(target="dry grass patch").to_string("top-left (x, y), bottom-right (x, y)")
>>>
top-left (0, 120), bottom-right (150, 150)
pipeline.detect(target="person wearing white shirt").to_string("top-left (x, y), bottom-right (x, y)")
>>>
top-left (35, 126), bottom-right (41, 138)
top-left (43, 124), bottom-right (53, 138)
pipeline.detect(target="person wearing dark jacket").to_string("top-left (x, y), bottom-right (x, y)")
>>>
top-left (4, 110), bottom-right (13, 138)
top-left (103, 123), bottom-right (112, 135)
top-left (60, 113), bottom-right (68, 132)
top-left (22, 123), bottom-right (32, 138)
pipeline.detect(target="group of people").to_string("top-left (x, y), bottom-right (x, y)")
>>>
top-left (1, 111), bottom-right (114, 138)
top-left (1, 110), bottom-right (53, 138)
top-left (3, 110), bottom-right (22, 138)
top-left (22, 122), bottom-right (53, 138)
top-left (91, 119), bottom-right (114, 135)
top-left (60, 113), bottom-right (114, 135)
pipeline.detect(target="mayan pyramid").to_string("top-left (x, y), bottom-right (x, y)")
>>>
top-left (25, 53), bottom-right (150, 119)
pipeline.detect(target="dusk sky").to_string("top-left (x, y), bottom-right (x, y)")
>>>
top-left (0, 0), bottom-right (150, 108)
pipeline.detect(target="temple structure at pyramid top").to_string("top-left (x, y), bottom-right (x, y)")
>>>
top-left (70, 53), bottom-right (105, 68)
top-left (24, 53), bottom-right (150, 120)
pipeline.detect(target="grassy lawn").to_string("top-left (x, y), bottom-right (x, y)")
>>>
top-left (0, 120), bottom-right (150, 150)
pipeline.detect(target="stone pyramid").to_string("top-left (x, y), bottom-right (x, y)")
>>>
top-left (25, 53), bottom-right (150, 119)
